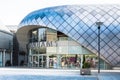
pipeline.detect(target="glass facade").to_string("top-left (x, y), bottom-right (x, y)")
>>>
top-left (28, 28), bottom-right (110, 69)
top-left (19, 5), bottom-right (120, 67)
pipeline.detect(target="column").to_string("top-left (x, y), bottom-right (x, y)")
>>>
top-left (3, 49), bottom-right (6, 67)
top-left (28, 48), bottom-right (32, 67)
top-left (80, 55), bottom-right (83, 69)
top-left (46, 54), bottom-right (49, 68)
top-left (57, 54), bottom-right (61, 68)
top-left (0, 51), bottom-right (2, 67)
top-left (10, 51), bottom-right (12, 66)
top-left (31, 56), bottom-right (33, 67)
top-left (81, 46), bottom-right (84, 69)
top-left (29, 48), bottom-right (32, 55)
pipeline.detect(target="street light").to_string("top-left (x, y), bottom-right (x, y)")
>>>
top-left (96, 22), bottom-right (103, 73)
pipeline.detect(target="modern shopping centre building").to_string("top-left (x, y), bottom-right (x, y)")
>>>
top-left (15, 5), bottom-right (120, 69)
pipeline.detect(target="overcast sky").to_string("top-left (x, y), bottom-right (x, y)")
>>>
top-left (0, 0), bottom-right (120, 25)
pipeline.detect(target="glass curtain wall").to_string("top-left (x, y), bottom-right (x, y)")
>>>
top-left (38, 28), bottom-right (46, 41)
top-left (28, 27), bottom-right (111, 69)
top-left (29, 28), bottom-right (46, 67)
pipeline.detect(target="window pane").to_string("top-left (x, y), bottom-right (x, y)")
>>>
top-left (38, 28), bottom-right (46, 41)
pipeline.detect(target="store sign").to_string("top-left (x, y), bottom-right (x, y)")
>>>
top-left (29, 41), bottom-right (57, 48)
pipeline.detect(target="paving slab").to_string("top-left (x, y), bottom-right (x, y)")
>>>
top-left (0, 68), bottom-right (119, 80)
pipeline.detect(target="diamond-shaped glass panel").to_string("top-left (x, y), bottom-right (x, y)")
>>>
top-left (20, 5), bottom-right (120, 66)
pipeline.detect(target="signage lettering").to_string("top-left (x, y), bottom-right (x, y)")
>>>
top-left (29, 41), bottom-right (57, 48)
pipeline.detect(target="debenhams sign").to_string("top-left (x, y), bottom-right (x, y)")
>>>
top-left (29, 41), bottom-right (57, 48)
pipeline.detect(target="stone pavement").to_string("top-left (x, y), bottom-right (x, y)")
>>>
top-left (0, 75), bottom-right (97, 80)
top-left (0, 68), bottom-right (119, 80)
top-left (97, 72), bottom-right (120, 80)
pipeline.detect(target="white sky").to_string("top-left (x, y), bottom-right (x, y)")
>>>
top-left (0, 0), bottom-right (120, 25)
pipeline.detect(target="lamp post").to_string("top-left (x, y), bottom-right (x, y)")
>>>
top-left (96, 22), bottom-right (103, 73)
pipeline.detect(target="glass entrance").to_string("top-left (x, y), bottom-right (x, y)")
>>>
top-left (39, 55), bottom-right (46, 68)
top-left (33, 56), bottom-right (39, 67)
top-left (29, 54), bottom-right (46, 68)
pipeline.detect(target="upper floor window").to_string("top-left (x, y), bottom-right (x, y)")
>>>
top-left (38, 28), bottom-right (46, 41)
top-left (30, 29), bottom-right (38, 42)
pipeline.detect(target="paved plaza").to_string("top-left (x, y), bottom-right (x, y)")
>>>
top-left (0, 68), bottom-right (119, 80)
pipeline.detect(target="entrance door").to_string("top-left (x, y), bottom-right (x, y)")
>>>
top-left (29, 55), bottom-right (46, 68)
top-left (39, 55), bottom-right (46, 68)
top-left (33, 56), bottom-right (39, 67)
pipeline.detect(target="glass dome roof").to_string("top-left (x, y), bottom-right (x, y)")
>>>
top-left (19, 5), bottom-right (120, 66)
